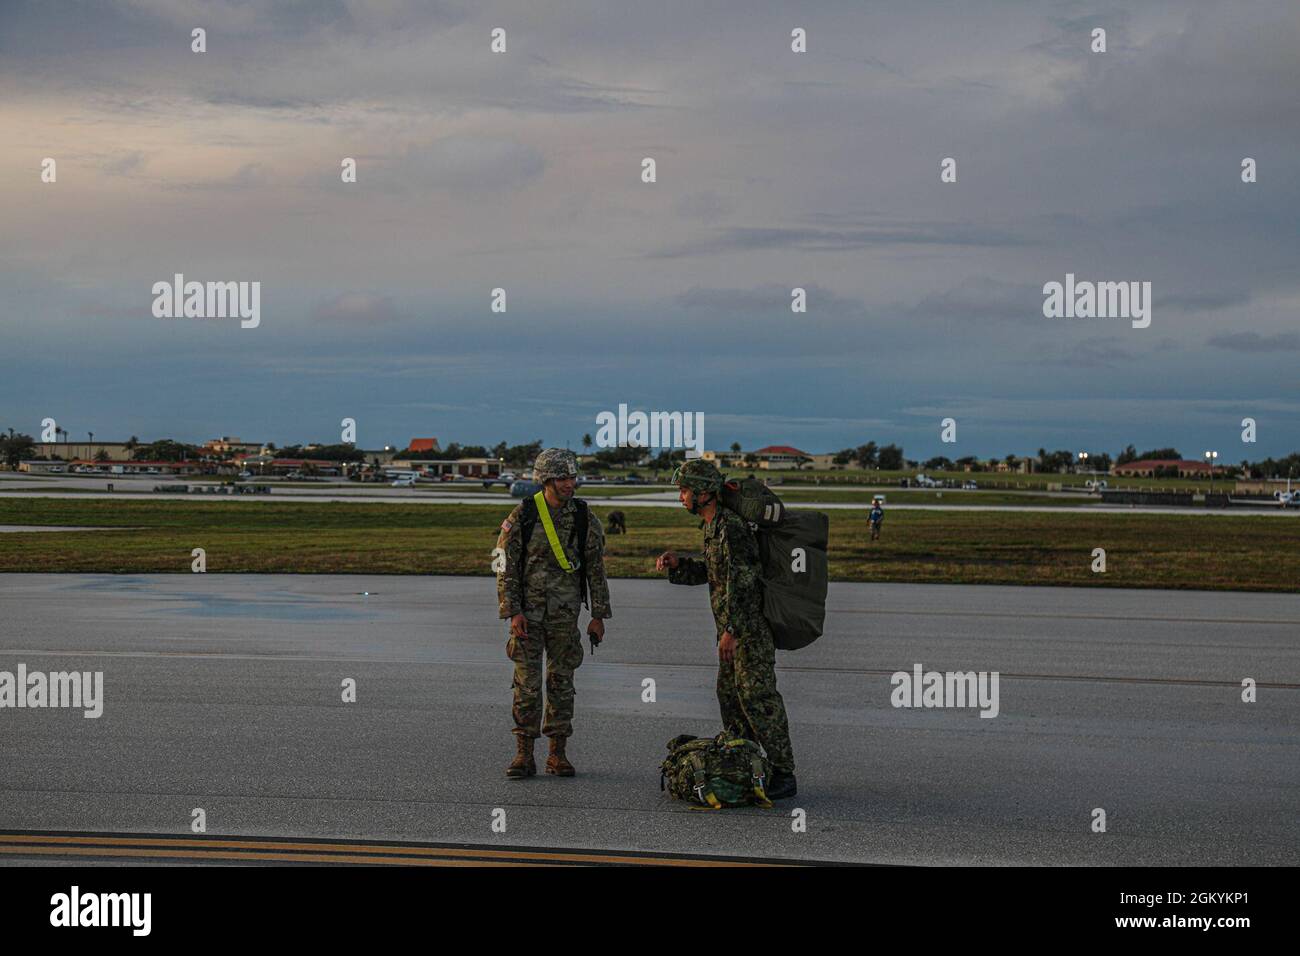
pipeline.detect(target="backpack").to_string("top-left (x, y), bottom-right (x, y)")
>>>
top-left (719, 478), bottom-right (829, 651)
top-left (660, 733), bottom-right (773, 809)
top-left (518, 496), bottom-right (591, 608)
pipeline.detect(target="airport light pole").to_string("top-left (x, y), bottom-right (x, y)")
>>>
top-left (1077, 451), bottom-right (1088, 476)
top-left (1205, 450), bottom-right (1218, 493)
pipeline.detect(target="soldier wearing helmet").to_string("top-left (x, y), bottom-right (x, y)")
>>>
top-left (496, 448), bottom-right (612, 778)
top-left (655, 458), bottom-right (797, 799)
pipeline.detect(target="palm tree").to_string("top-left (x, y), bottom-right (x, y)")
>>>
top-left (582, 433), bottom-right (593, 453)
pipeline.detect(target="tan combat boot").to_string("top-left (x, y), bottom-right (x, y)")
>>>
top-left (545, 737), bottom-right (575, 777)
top-left (506, 736), bottom-right (536, 778)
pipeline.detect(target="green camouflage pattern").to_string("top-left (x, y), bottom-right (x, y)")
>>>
top-left (660, 733), bottom-right (772, 809)
top-left (672, 458), bottom-right (723, 493)
top-left (506, 623), bottom-right (585, 738)
top-left (497, 494), bottom-right (611, 739)
top-left (496, 497), bottom-right (611, 621)
top-left (532, 447), bottom-right (579, 483)
top-left (668, 508), bottom-right (795, 774)
top-left (667, 508), bottom-right (768, 640)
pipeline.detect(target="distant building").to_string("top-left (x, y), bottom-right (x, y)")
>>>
top-left (31, 442), bottom-right (135, 462)
top-left (407, 438), bottom-right (441, 454)
top-left (22, 459), bottom-right (221, 476)
top-left (749, 445), bottom-right (813, 469)
top-left (701, 450), bottom-right (743, 468)
top-left (703, 445), bottom-right (816, 470)
top-left (232, 455), bottom-right (345, 477)
top-left (404, 458), bottom-right (502, 478)
top-left (1113, 459), bottom-right (1225, 479)
top-left (203, 436), bottom-right (263, 456)
top-left (994, 457), bottom-right (1037, 474)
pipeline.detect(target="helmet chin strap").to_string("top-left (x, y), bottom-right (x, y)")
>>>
top-left (687, 487), bottom-right (715, 515)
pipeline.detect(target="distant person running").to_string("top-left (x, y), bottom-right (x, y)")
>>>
top-left (869, 501), bottom-right (884, 541)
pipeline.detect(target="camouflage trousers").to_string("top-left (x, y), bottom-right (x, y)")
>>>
top-left (506, 618), bottom-right (585, 739)
top-left (717, 621), bottom-right (795, 774)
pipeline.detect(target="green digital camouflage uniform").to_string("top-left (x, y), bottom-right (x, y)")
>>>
top-left (497, 496), bottom-right (611, 740)
top-left (668, 507), bottom-right (795, 774)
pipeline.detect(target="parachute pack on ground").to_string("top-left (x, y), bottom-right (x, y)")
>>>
top-left (660, 733), bottom-right (773, 809)
top-left (719, 478), bottom-right (829, 651)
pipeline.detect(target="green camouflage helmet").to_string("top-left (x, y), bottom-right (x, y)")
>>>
top-left (532, 447), bottom-right (579, 483)
top-left (672, 458), bottom-right (723, 493)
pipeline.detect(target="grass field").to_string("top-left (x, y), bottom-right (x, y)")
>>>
top-left (1, 498), bottom-right (1296, 592)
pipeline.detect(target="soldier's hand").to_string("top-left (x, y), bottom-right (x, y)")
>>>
top-left (510, 614), bottom-right (528, 640)
top-left (718, 631), bottom-right (736, 663)
top-left (656, 551), bottom-right (680, 572)
top-left (588, 618), bottom-right (606, 641)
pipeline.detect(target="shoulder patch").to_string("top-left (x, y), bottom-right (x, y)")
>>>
top-left (500, 519), bottom-right (512, 532)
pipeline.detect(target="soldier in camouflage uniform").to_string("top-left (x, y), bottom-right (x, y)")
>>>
top-left (496, 448), bottom-right (611, 778)
top-left (655, 458), bottom-right (797, 799)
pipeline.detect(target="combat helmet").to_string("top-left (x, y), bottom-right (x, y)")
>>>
top-left (671, 458), bottom-right (724, 494)
top-left (532, 448), bottom-right (579, 483)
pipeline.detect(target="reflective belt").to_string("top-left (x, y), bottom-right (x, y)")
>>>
top-left (533, 491), bottom-right (575, 573)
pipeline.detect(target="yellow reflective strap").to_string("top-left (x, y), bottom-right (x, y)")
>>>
top-left (534, 491), bottom-right (575, 573)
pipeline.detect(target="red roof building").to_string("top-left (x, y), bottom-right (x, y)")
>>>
top-left (408, 438), bottom-right (441, 454)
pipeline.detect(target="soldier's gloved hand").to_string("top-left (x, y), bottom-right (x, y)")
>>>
top-left (510, 614), bottom-right (528, 640)
top-left (718, 631), bottom-right (737, 663)
top-left (656, 551), bottom-right (680, 572)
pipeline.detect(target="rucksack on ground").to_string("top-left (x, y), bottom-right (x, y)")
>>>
top-left (660, 733), bottom-right (773, 810)
top-left (719, 478), bottom-right (829, 651)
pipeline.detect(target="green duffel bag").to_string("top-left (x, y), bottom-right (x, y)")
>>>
top-left (660, 733), bottom-right (773, 810)
top-left (719, 477), bottom-right (786, 527)
top-left (713, 476), bottom-right (829, 651)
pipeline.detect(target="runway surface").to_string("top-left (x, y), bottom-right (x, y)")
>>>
top-left (3, 473), bottom-right (1294, 515)
top-left (1, 574), bottom-right (1297, 865)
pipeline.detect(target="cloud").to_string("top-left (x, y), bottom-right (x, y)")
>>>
top-left (311, 292), bottom-right (400, 324)
top-left (674, 190), bottom-right (736, 223)
top-left (1061, 5), bottom-right (1300, 136)
top-left (1158, 291), bottom-right (1251, 313)
top-left (100, 150), bottom-right (147, 176)
top-left (673, 283), bottom-right (864, 317)
top-left (388, 136), bottom-right (545, 191)
top-left (1054, 337), bottom-right (1138, 368)
top-left (650, 220), bottom-right (1028, 259)
top-left (1207, 332), bottom-right (1300, 353)
top-left (905, 277), bottom-right (1041, 322)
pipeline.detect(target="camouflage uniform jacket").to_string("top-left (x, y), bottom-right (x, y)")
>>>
top-left (668, 508), bottom-right (768, 642)
top-left (497, 496), bottom-right (612, 622)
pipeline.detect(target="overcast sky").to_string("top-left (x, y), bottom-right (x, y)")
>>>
top-left (3, 0), bottom-right (1298, 460)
